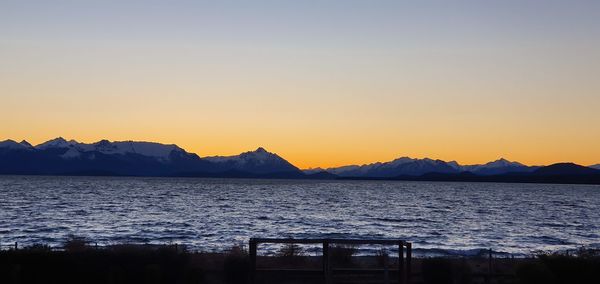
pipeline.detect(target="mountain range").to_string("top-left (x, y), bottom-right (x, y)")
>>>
top-left (1, 138), bottom-right (600, 184)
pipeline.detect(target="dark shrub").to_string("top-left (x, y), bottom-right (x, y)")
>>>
top-left (538, 254), bottom-right (600, 284)
top-left (330, 244), bottom-right (357, 266)
top-left (64, 235), bottom-right (89, 252)
top-left (376, 248), bottom-right (389, 267)
top-left (224, 245), bottom-right (249, 284)
top-left (276, 243), bottom-right (306, 266)
top-left (25, 244), bottom-right (52, 252)
top-left (516, 261), bottom-right (556, 284)
top-left (277, 243), bottom-right (304, 258)
top-left (422, 258), bottom-right (472, 284)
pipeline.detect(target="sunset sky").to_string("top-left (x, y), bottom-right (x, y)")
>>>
top-left (1, 0), bottom-right (599, 168)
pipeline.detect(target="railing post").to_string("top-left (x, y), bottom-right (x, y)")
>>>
top-left (383, 252), bottom-right (390, 284)
top-left (398, 241), bottom-right (404, 284)
top-left (406, 242), bottom-right (412, 284)
top-left (249, 239), bottom-right (257, 284)
top-left (323, 240), bottom-right (331, 284)
top-left (486, 248), bottom-right (492, 284)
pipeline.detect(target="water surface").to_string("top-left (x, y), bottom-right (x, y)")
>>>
top-left (1, 176), bottom-right (599, 255)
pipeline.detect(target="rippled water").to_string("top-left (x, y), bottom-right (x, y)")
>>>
top-left (1, 175), bottom-right (599, 255)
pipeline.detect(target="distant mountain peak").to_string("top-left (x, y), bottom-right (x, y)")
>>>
top-left (303, 167), bottom-right (325, 174)
top-left (36, 137), bottom-right (77, 149)
top-left (0, 139), bottom-right (24, 149)
top-left (33, 138), bottom-right (189, 162)
top-left (533, 162), bottom-right (599, 175)
top-left (20, 140), bottom-right (33, 147)
top-left (486, 158), bottom-right (523, 167)
top-left (203, 147), bottom-right (300, 174)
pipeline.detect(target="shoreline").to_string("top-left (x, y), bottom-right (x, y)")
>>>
top-left (1, 242), bottom-right (598, 284)
top-left (2, 240), bottom-right (595, 259)
top-left (3, 173), bottom-right (600, 186)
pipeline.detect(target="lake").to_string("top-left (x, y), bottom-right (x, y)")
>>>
top-left (1, 175), bottom-right (599, 256)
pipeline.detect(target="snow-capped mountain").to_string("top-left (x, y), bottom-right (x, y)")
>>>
top-left (1, 137), bottom-right (595, 182)
top-left (461, 158), bottom-right (535, 175)
top-left (34, 137), bottom-right (189, 162)
top-left (590, 164), bottom-right (600, 170)
top-left (0, 138), bottom-right (210, 176)
top-left (36, 137), bottom-right (79, 150)
top-left (0, 138), bottom-right (302, 177)
top-left (325, 157), bottom-right (459, 177)
top-left (204, 147), bottom-right (301, 174)
top-left (318, 157), bottom-right (535, 178)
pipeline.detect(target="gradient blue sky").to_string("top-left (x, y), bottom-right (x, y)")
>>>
top-left (1, 0), bottom-right (599, 168)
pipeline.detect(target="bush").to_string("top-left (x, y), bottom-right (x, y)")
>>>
top-left (224, 245), bottom-right (249, 284)
top-left (64, 235), bottom-right (89, 252)
top-left (537, 254), bottom-right (600, 284)
top-left (24, 244), bottom-right (53, 252)
top-left (376, 248), bottom-right (390, 267)
top-left (277, 243), bottom-right (304, 258)
top-left (330, 244), bottom-right (357, 266)
top-left (421, 258), bottom-right (472, 284)
top-left (516, 261), bottom-right (556, 284)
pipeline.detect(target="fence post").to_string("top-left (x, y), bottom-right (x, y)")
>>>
top-left (323, 240), bottom-right (331, 284)
top-left (15, 242), bottom-right (18, 250)
top-left (486, 248), bottom-right (492, 284)
top-left (406, 242), bottom-right (412, 284)
top-left (383, 252), bottom-right (390, 284)
top-left (249, 239), bottom-right (257, 284)
top-left (398, 241), bottom-right (404, 284)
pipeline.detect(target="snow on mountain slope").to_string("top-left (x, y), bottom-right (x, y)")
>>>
top-left (461, 158), bottom-right (534, 175)
top-left (204, 147), bottom-right (300, 174)
top-left (85, 140), bottom-right (186, 160)
top-left (205, 147), bottom-right (274, 164)
top-left (323, 157), bottom-right (535, 177)
top-left (590, 164), bottom-right (600, 170)
top-left (35, 137), bottom-right (78, 150)
top-left (35, 138), bottom-right (189, 161)
top-left (326, 157), bottom-right (458, 177)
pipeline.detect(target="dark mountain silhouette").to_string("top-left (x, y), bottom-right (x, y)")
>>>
top-left (532, 163), bottom-right (600, 175)
top-left (1, 137), bottom-right (600, 184)
top-left (321, 157), bottom-right (535, 177)
top-left (387, 163), bottom-right (600, 185)
top-left (324, 157), bottom-right (460, 177)
top-left (461, 158), bottom-right (536, 175)
top-left (0, 138), bottom-right (297, 178)
top-left (203, 147), bottom-right (300, 174)
top-left (304, 171), bottom-right (339, 180)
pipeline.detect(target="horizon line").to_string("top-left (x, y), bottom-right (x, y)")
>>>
top-left (2, 137), bottom-right (598, 169)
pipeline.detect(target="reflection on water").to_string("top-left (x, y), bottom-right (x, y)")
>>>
top-left (1, 176), bottom-right (599, 255)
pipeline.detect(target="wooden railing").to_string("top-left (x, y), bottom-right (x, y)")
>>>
top-left (249, 238), bottom-right (412, 284)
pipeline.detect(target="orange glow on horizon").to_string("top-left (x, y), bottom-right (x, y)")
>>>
top-left (2, 1), bottom-right (599, 169)
top-left (4, 133), bottom-right (599, 170)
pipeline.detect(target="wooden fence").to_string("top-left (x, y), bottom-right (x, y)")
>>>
top-left (249, 238), bottom-right (412, 284)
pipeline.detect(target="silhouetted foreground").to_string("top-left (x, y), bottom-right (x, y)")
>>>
top-left (1, 241), bottom-right (599, 284)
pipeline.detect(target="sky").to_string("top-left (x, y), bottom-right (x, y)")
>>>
top-left (1, 0), bottom-right (599, 168)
